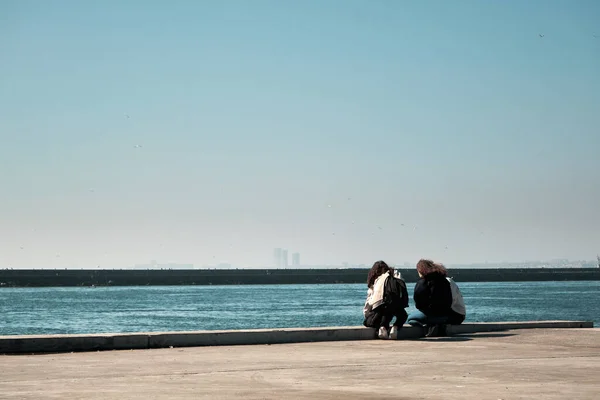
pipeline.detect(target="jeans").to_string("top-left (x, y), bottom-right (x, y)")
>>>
top-left (407, 309), bottom-right (466, 327)
top-left (406, 310), bottom-right (448, 326)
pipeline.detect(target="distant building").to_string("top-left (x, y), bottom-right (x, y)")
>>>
top-left (292, 253), bottom-right (300, 267)
top-left (273, 248), bottom-right (282, 268)
top-left (281, 249), bottom-right (288, 268)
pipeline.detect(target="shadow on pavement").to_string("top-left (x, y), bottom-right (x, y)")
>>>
top-left (415, 332), bottom-right (518, 341)
top-left (455, 332), bottom-right (517, 339)
top-left (421, 336), bottom-right (473, 342)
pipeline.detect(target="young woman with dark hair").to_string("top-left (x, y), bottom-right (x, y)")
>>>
top-left (407, 259), bottom-right (466, 337)
top-left (363, 260), bottom-right (408, 339)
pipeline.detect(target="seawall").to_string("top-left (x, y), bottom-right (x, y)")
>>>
top-left (0, 320), bottom-right (593, 354)
top-left (1, 267), bottom-right (599, 287)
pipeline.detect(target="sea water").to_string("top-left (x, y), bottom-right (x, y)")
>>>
top-left (1, 281), bottom-right (598, 335)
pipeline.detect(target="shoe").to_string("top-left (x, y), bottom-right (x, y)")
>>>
top-left (439, 324), bottom-right (448, 336)
top-left (378, 326), bottom-right (389, 339)
top-left (425, 324), bottom-right (449, 337)
top-left (425, 324), bottom-right (440, 337)
top-left (389, 326), bottom-right (399, 340)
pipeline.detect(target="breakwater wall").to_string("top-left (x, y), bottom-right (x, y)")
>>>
top-left (0, 267), bottom-right (599, 287)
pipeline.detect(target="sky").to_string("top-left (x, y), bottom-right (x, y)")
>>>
top-left (1, 0), bottom-right (599, 269)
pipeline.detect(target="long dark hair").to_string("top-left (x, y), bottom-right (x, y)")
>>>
top-left (367, 260), bottom-right (392, 288)
top-left (416, 259), bottom-right (447, 277)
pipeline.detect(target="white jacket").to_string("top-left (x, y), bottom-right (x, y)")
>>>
top-left (363, 272), bottom-right (389, 315)
top-left (446, 277), bottom-right (466, 316)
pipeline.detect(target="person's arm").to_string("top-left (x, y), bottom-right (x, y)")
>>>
top-left (413, 279), bottom-right (430, 312)
top-left (429, 279), bottom-right (453, 313)
top-left (363, 288), bottom-right (373, 316)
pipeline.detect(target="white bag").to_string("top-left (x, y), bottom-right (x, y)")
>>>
top-left (446, 277), bottom-right (466, 316)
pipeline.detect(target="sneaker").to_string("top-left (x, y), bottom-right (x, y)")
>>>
top-left (378, 326), bottom-right (389, 339)
top-left (389, 326), bottom-right (399, 340)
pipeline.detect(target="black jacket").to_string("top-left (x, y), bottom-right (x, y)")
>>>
top-left (413, 272), bottom-right (453, 317)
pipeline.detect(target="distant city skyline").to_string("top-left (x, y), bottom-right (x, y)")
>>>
top-left (133, 256), bottom-right (598, 270)
top-left (2, 256), bottom-right (598, 270)
top-left (1, 1), bottom-right (599, 269)
top-left (2, 252), bottom-right (599, 270)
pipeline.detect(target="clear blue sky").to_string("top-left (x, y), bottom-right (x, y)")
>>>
top-left (1, 0), bottom-right (599, 268)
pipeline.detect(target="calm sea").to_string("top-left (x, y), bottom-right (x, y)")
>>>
top-left (1, 281), bottom-right (598, 335)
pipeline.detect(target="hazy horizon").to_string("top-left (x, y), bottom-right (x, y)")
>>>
top-left (1, 1), bottom-right (599, 269)
top-left (1, 253), bottom-right (598, 271)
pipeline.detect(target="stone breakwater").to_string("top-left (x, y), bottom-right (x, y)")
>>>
top-left (1, 267), bottom-right (599, 287)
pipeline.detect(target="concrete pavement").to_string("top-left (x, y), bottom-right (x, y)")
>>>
top-left (1, 328), bottom-right (599, 399)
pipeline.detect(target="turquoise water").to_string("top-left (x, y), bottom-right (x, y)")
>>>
top-left (1, 281), bottom-right (598, 335)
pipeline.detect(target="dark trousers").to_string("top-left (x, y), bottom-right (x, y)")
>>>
top-left (364, 307), bottom-right (408, 330)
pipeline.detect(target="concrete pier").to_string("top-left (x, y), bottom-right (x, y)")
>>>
top-left (0, 320), bottom-right (593, 354)
top-left (1, 327), bottom-right (598, 399)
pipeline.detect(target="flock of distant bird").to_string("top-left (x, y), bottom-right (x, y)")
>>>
top-left (13, 30), bottom-right (596, 266)
top-left (324, 197), bottom-right (464, 254)
top-left (539, 33), bottom-right (598, 38)
top-left (541, 33), bottom-right (600, 41)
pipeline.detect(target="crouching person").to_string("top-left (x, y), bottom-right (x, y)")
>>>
top-left (407, 259), bottom-right (466, 337)
top-left (363, 261), bottom-right (409, 339)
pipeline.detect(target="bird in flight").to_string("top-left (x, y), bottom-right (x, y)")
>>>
top-left (539, 34), bottom-right (545, 38)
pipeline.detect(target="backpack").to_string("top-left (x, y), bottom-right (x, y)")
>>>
top-left (446, 277), bottom-right (466, 316)
top-left (383, 275), bottom-right (409, 310)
